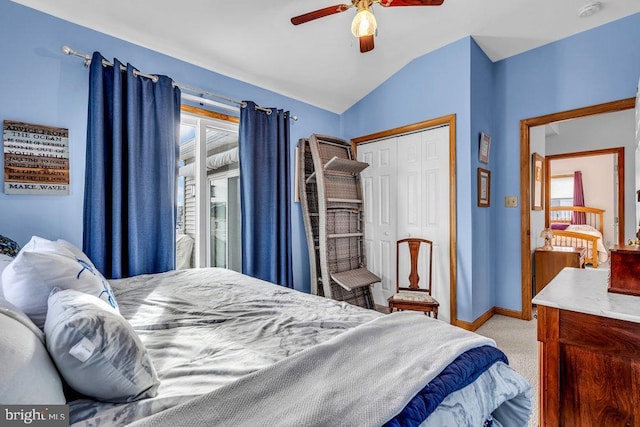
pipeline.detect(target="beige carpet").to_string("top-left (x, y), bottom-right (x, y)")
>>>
top-left (475, 312), bottom-right (538, 427)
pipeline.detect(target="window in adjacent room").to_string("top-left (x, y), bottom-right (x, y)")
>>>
top-left (549, 174), bottom-right (574, 220)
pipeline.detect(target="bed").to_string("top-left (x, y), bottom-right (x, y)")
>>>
top-left (549, 206), bottom-right (608, 268)
top-left (1, 236), bottom-right (532, 427)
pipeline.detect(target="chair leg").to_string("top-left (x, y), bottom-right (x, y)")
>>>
top-left (423, 309), bottom-right (438, 319)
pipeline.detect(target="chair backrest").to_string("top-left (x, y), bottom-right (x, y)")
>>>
top-left (396, 238), bottom-right (433, 293)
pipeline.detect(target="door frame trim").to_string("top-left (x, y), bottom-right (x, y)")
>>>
top-left (352, 114), bottom-right (458, 325)
top-left (519, 98), bottom-right (634, 320)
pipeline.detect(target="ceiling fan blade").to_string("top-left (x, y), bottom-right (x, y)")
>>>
top-left (359, 35), bottom-right (375, 53)
top-left (378, 0), bottom-right (444, 6)
top-left (291, 4), bottom-right (352, 25)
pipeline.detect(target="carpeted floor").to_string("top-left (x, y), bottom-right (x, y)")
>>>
top-left (475, 311), bottom-right (538, 427)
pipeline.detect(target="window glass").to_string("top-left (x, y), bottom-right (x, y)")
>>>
top-left (550, 176), bottom-right (573, 218)
top-left (177, 109), bottom-right (240, 271)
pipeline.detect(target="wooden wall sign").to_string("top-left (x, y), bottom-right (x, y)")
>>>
top-left (3, 120), bottom-right (69, 195)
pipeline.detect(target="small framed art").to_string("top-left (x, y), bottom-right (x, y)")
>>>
top-left (479, 132), bottom-right (491, 164)
top-left (478, 168), bottom-right (490, 207)
top-left (531, 152), bottom-right (544, 211)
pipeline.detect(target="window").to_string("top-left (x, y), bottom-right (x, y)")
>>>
top-left (178, 107), bottom-right (240, 271)
top-left (549, 175), bottom-right (573, 219)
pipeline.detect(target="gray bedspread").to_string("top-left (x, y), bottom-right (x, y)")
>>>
top-left (69, 268), bottom-right (381, 426)
top-left (129, 312), bottom-right (513, 427)
top-left (69, 268), bottom-right (531, 426)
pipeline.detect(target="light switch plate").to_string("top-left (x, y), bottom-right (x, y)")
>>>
top-left (505, 196), bottom-right (518, 207)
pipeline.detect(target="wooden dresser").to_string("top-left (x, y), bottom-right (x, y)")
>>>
top-left (533, 268), bottom-right (640, 426)
top-left (534, 246), bottom-right (585, 295)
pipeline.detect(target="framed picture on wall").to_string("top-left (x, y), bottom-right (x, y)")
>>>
top-left (478, 168), bottom-right (490, 207)
top-left (3, 120), bottom-right (70, 195)
top-left (479, 132), bottom-right (491, 164)
top-left (531, 152), bottom-right (544, 210)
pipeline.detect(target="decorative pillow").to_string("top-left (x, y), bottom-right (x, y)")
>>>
top-left (0, 253), bottom-right (12, 272)
top-left (0, 299), bottom-right (66, 404)
top-left (45, 288), bottom-right (159, 403)
top-left (0, 234), bottom-right (20, 257)
top-left (567, 224), bottom-right (597, 233)
top-left (1, 236), bottom-right (118, 329)
top-left (550, 223), bottom-right (569, 230)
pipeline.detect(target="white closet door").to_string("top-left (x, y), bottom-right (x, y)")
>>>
top-left (415, 126), bottom-right (450, 323)
top-left (359, 125), bottom-right (450, 322)
top-left (358, 138), bottom-right (397, 306)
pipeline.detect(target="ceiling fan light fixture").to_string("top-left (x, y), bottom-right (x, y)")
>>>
top-left (351, 8), bottom-right (377, 37)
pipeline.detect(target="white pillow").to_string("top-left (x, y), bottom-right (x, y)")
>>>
top-left (45, 288), bottom-right (159, 403)
top-left (0, 299), bottom-right (66, 404)
top-left (0, 254), bottom-right (12, 298)
top-left (1, 236), bottom-right (118, 329)
top-left (566, 224), bottom-right (597, 233)
top-left (0, 253), bottom-right (12, 275)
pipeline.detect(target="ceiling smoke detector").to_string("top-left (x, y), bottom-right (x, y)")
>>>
top-left (578, 2), bottom-right (603, 18)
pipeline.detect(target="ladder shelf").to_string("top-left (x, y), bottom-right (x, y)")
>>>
top-left (297, 134), bottom-right (380, 310)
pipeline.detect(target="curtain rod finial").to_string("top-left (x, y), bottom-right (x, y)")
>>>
top-left (62, 45), bottom-right (92, 67)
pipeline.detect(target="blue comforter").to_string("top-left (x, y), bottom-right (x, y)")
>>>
top-left (386, 345), bottom-right (508, 426)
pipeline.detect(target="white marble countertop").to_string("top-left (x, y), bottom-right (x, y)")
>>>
top-left (532, 267), bottom-right (640, 323)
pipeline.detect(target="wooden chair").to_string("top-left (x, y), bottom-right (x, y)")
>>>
top-left (388, 238), bottom-right (439, 318)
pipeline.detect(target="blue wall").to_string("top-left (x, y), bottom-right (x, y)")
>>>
top-left (0, 0), bottom-right (341, 293)
top-left (492, 12), bottom-right (640, 311)
top-left (469, 39), bottom-right (495, 320)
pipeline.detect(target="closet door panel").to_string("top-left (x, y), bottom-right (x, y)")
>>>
top-left (358, 138), bottom-right (397, 304)
top-left (420, 126), bottom-right (451, 322)
top-left (397, 132), bottom-right (422, 240)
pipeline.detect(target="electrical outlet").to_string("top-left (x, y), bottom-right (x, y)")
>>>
top-left (505, 196), bottom-right (518, 207)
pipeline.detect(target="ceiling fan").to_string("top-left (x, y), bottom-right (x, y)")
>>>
top-left (291, 0), bottom-right (444, 53)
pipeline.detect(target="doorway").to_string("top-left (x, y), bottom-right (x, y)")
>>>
top-left (519, 98), bottom-right (635, 320)
top-left (209, 172), bottom-right (241, 271)
top-left (545, 148), bottom-right (623, 249)
top-left (352, 114), bottom-right (458, 324)
top-left (179, 105), bottom-right (241, 270)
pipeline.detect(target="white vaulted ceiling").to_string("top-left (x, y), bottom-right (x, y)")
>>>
top-left (12, 0), bottom-right (640, 113)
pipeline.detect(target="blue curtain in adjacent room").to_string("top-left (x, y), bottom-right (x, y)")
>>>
top-left (84, 52), bottom-right (181, 279)
top-left (239, 101), bottom-right (293, 288)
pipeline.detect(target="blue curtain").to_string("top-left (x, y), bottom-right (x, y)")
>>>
top-left (83, 52), bottom-right (181, 279)
top-left (239, 101), bottom-right (293, 288)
